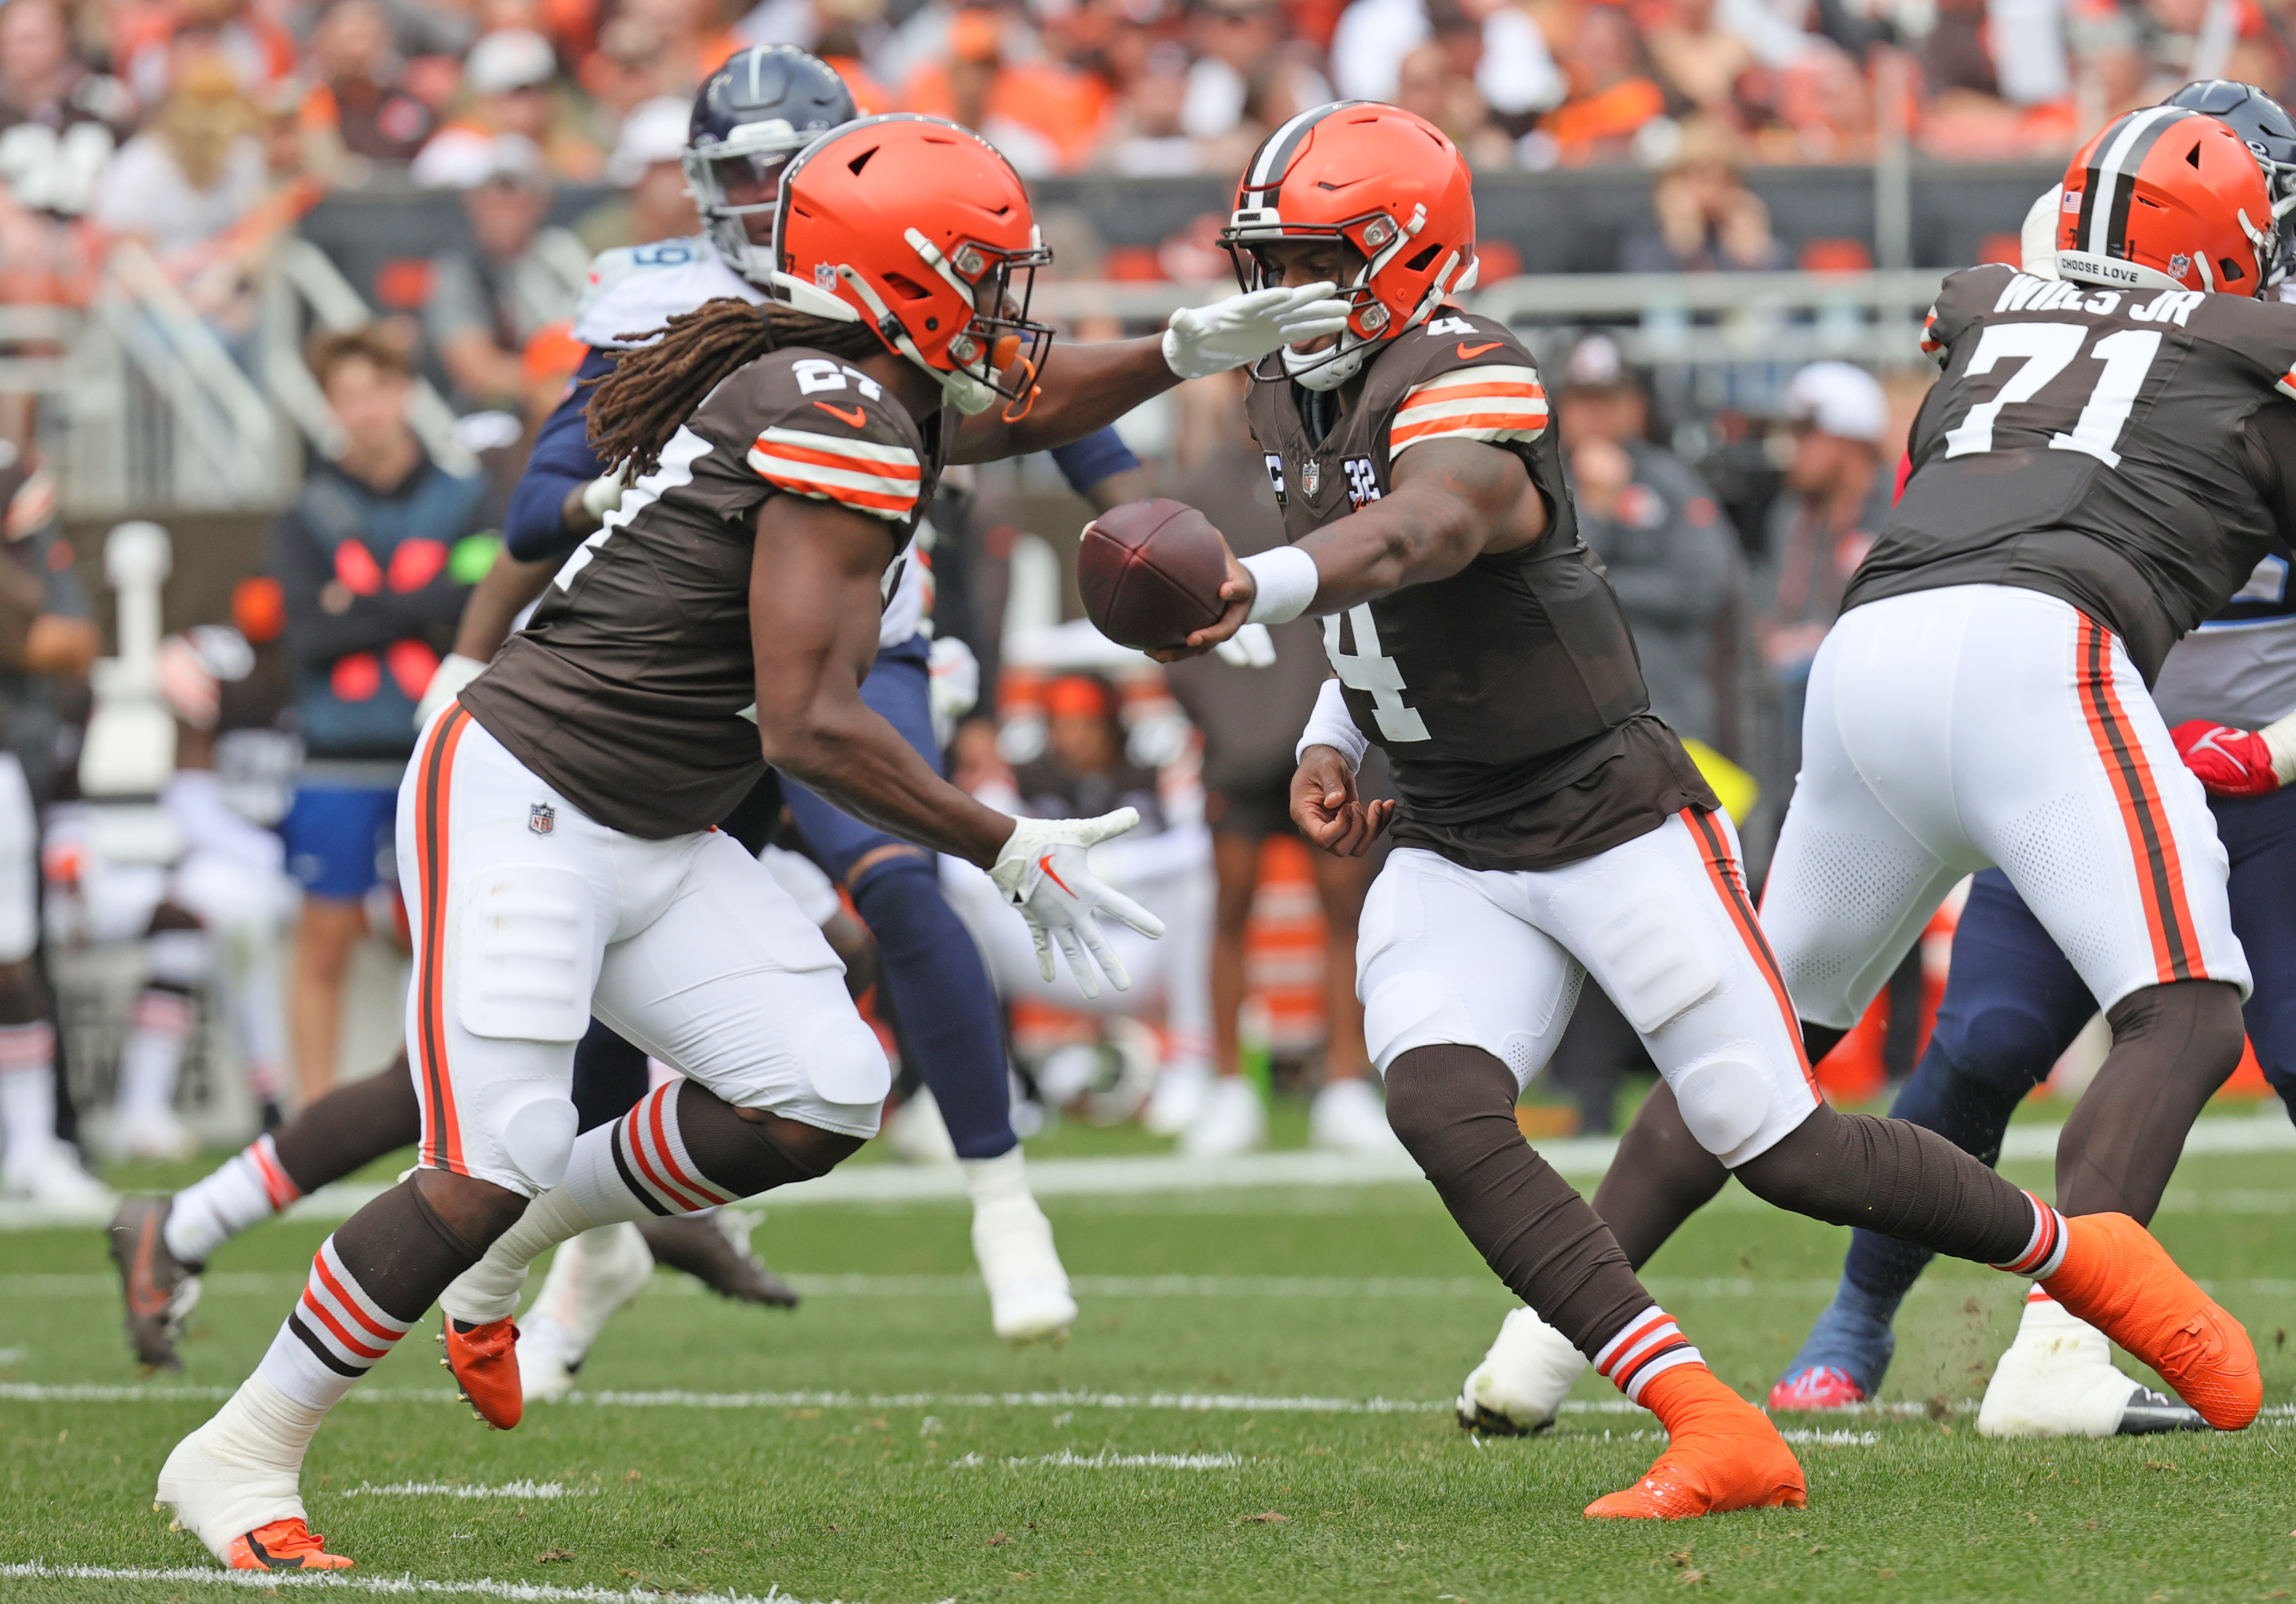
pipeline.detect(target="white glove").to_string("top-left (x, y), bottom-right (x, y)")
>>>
top-left (1213, 621), bottom-right (1277, 668)
top-left (989, 809), bottom-right (1164, 1000)
top-left (579, 473), bottom-right (626, 521)
top-left (927, 634), bottom-right (980, 748)
top-left (415, 652), bottom-right (486, 729)
top-left (1163, 283), bottom-right (1352, 381)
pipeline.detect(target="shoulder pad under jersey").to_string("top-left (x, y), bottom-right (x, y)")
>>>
top-left (573, 236), bottom-right (762, 349)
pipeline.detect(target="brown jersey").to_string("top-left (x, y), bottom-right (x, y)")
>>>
top-left (1245, 309), bottom-right (1715, 873)
top-left (1848, 264), bottom-right (2296, 680)
top-left (463, 347), bottom-right (946, 838)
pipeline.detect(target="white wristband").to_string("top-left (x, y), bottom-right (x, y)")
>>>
top-left (1241, 546), bottom-right (1318, 626)
top-left (1295, 677), bottom-right (1367, 773)
top-left (2261, 709), bottom-right (2296, 786)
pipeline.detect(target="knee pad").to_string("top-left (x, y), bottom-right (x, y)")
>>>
top-left (457, 863), bottom-right (597, 1043)
top-left (1936, 1002), bottom-right (2068, 1098)
top-left (145, 926), bottom-right (214, 992)
top-left (1362, 967), bottom-right (1581, 1085)
top-left (482, 1083), bottom-right (580, 1194)
top-left (1667, 1042), bottom-right (1771, 1158)
top-left (801, 1009), bottom-right (891, 1109)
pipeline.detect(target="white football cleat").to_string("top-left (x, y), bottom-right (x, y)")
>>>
top-left (1976, 1290), bottom-right (2206, 1438)
top-left (1142, 1059), bottom-right (1212, 1137)
top-left (155, 1375), bottom-right (322, 1563)
top-left (108, 1107), bottom-right (198, 1163)
top-left (882, 1088), bottom-right (960, 1166)
top-left (1457, 1305), bottom-right (1590, 1435)
top-left (4, 1140), bottom-right (116, 1214)
top-left (966, 1149), bottom-right (1076, 1345)
top-left (1309, 1076), bottom-right (1404, 1155)
top-left (1180, 1075), bottom-right (1265, 1158)
top-left (517, 1222), bottom-right (654, 1403)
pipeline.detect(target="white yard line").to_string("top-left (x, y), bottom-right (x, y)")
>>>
top-left (336, 1482), bottom-right (596, 1500)
top-left (948, 1450), bottom-right (1243, 1469)
top-left (0, 1563), bottom-right (909, 1603)
top-left (6, 1112), bottom-right (2288, 1230)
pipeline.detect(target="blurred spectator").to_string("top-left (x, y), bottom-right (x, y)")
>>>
top-left (296, 0), bottom-right (436, 174)
top-left (1180, 0), bottom-right (1330, 154)
top-left (0, 0), bottom-right (129, 282)
top-left (577, 11), bottom-right (683, 125)
top-left (1096, 40), bottom-right (1202, 172)
top-left (1638, 0), bottom-right (1756, 121)
top-left (1392, 39), bottom-right (1511, 165)
top-left (273, 327), bottom-right (482, 1098)
top-left (574, 92), bottom-right (696, 249)
top-left (419, 132), bottom-right (589, 408)
top-left (1540, 2), bottom-right (1666, 162)
top-left (1619, 116), bottom-right (1785, 271)
top-left (92, 56), bottom-right (265, 257)
top-left (1332, 0), bottom-right (1562, 126)
top-left (1558, 334), bottom-right (1743, 754)
top-left (619, 0), bottom-right (743, 89)
top-left (1753, 360), bottom-right (1888, 785)
top-left (905, 7), bottom-right (1110, 174)
top-left (116, 0), bottom-right (298, 108)
top-left (413, 26), bottom-right (600, 183)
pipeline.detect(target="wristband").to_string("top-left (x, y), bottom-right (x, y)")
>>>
top-left (1295, 677), bottom-right (1367, 773)
top-left (2262, 710), bottom-right (2296, 786)
top-left (1241, 545), bottom-right (1318, 626)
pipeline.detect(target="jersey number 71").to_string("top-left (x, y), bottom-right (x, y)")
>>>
top-left (1943, 321), bottom-right (2162, 469)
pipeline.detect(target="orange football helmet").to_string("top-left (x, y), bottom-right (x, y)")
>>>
top-left (2056, 105), bottom-right (2276, 295)
top-left (1219, 101), bottom-right (1477, 389)
top-left (770, 114), bottom-right (1052, 415)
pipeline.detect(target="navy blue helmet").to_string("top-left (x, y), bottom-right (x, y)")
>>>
top-left (682, 45), bottom-right (857, 284)
top-left (2164, 79), bottom-right (2296, 285)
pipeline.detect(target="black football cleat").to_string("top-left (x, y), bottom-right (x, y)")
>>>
top-left (636, 1211), bottom-right (800, 1308)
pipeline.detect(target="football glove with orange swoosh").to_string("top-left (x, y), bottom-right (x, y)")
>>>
top-left (990, 810), bottom-right (1165, 1000)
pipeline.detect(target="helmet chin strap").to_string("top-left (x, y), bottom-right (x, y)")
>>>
top-left (1284, 336), bottom-right (1369, 391)
top-left (772, 266), bottom-right (1001, 413)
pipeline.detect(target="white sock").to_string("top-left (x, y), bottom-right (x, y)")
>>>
top-left (167, 1135), bottom-right (300, 1265)
top-left (115, 989), bottom-right (196, 1123)
top-left (257, 1236), bottom-right (413, 1411)
top-left (0, 1022), bottom-right (56, 1167)
top-left (963, 1146), bottom-right (1033, 1209)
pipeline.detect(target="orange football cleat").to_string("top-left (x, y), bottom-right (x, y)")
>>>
top-left (439, 1316), bottom-right (522, 1429)
top-left (224, 1518), bottom-right (352, 1570)
top-left (2042, 1211), bottom-right (2260, 1431)
top-left (1768, 1365), bottom-right (1866, 1413)
top-left (1585, 1365), bottom-right (1808, 1520)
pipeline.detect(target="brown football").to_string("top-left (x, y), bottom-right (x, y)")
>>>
top-left (1076, 498), bottom-right (1229, 652)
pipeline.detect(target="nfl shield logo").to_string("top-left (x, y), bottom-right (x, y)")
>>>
top-left (528, 803), bottom-right (556, 836)
top-left (1302, 458), bottom-right (1320, 496)
top-left (2169, 253), bottom-right (2192, 280)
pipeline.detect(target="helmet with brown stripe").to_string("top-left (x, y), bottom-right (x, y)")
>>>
top-left (2055, 104), bottom-right (2276, 296)
top-left (1218, 101), bottom-right (1477, 391)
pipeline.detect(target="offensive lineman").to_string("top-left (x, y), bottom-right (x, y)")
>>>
top-left (1446, 103), bottom-right (2296, 1444)
top-left (152, 114), bottom-right (1348, 1570)
top-left (1759, 80), bottom-right (2296, 1437)
top-left (1169, 100), bottom-right (2257, 1519)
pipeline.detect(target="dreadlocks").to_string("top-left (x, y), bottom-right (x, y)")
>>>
top-left (585, 297), bottom-right (891, 480)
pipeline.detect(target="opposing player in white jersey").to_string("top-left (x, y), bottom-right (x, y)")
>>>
top-left (152, 114), bottom-right (1349, 1570)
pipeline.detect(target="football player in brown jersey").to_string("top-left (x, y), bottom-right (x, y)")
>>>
top-left (1468, 107), bottom-right (2296, 1441)
top-left (1168, 101), bottom-right (2259, 1519)
top-left (150, 115), bottom-right (1353, 1572)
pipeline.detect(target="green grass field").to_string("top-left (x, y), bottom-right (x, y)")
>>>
top-left (7, 1109), bottom-right (2296, 1602)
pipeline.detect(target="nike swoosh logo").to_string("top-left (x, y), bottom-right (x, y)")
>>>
top-left (128, 1213), bottom-right (167, 1316)
top-left (1038, 852), bottom-right (1075, 898)
top-left (813, 402), bottom-right (867, 427)
top-left (1456, 341), bottom-right (1502, 359)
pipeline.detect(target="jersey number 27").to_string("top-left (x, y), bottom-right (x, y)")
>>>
top-left (1943, 321), bottom-right (2162, 469)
